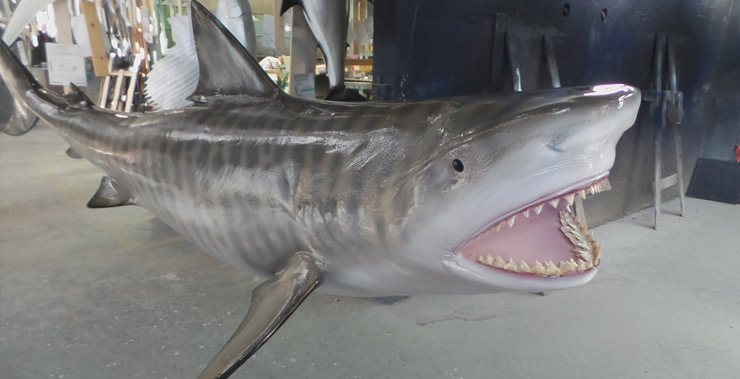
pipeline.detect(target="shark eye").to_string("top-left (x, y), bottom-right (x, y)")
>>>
top-left (452, 159), bottom-right (464, 172)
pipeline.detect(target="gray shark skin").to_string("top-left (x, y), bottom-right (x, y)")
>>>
top-left (0, 2), bottom-right (640, 377)
top-left (281, 0), bottom-right (366, 101)
top-left (0, 25), bottom-right (38, 136)
top-left (0, 77), bottom-right (38, 136)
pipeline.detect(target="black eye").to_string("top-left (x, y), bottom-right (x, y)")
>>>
top-left (452, 159), bottom-right (464, 172)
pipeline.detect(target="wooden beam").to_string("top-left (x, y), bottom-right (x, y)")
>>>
top-left (288, 8), bottom-right (316, 96)
top-left (352, 0), bottom-right (360, 56)
top-left (250, 0), bottom-right (274, 14)
top-left (346, 58), bottom-right (372, 66)
top-left (81, 0), bottom-right (109, 77)
top-left (52, 1), bottom-right (73, 44)
top-left (273, 0), bottom-right (285, 51)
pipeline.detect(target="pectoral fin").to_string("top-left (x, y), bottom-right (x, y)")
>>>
top-left (198, 252), bottom-right (322, 379)
top-left (87, 176), bottom-right (135, 208)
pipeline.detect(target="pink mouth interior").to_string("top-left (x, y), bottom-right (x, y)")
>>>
top-left (457, 177), bottom-right (608, 277)
top-left (459, 200), bottom-right (575, 265)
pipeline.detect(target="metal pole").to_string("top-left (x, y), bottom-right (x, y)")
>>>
top-left (653, 33), bottom-right (666, 229)
top-left (666, 35), bottom-right (686, 217)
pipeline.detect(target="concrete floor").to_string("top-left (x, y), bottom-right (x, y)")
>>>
top-left (1, 125), bottom-right (738, 379)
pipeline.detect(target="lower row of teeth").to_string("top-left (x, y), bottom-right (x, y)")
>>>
top-left (473, 255), bottom-right (595, 275)
top-left (471, 180), bottom-right (606, 276)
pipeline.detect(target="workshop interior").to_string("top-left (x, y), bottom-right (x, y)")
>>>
top-left (0, 1), bottom-right (738, 378)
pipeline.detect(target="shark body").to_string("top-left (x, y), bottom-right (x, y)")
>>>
top-left (0, 2), bottom-right (640, 378)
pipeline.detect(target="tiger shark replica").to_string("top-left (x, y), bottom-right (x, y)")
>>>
top-left (0, 1), bottom-right (640, 378)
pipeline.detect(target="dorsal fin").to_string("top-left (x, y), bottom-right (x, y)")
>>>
top-left (188, 0), bottom-right (279, 102)
top-left (67, 83), bottom-right (94, 107)
top-left (280, 0), bottom-right (303, 15)
top-left (87, 176), bottom-right (135, 208)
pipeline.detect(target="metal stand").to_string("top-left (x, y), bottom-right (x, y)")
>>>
top-left (644, 33), bottom-right (686, 230)
top-left (504, 31), bottom-right (522, 93)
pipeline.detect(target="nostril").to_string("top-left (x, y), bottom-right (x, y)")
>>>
top-left (546, 143), bottom-right (566, 153)
top-left (545, 133), bottom-right (568, 153)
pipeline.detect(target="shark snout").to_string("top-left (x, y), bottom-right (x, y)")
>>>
top-left (549, 84), bottom-right (641, 154)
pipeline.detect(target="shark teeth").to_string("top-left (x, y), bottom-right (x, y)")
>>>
top-left (473, 254), bottom-right (595, 276)
top-left (559, 210), bottom-right (598, 263)
top-left (504, 257), bottom-right (518, 271)
top-left (533, 261), bottom-right (546, 274)
top-left (487, 178), bottom-right (611, 233)
top-left (586, 178), bottom-right (610, 195)
top-left (494, 255), bottom-right (506, 268)
top-left (564, 193), bottom-right (575, 206)
top-left (467, 178), bottom-right (607, 276)
top-left (519, 261), bottom-right (532, 273)
top-left (560, 259), bottom-right (578, 273)
top-left (544, 260), bottom-right (561, 275)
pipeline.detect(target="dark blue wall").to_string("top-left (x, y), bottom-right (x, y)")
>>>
top-left (373, 0), bottom-right (740, 224)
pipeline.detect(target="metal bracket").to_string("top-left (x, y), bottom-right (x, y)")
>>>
top-left (643, 33), bottom-right (686, 229)
top-left (505, 30), bottom-right (522, 92)
top-left (542, 35), bottom-right (561, 89)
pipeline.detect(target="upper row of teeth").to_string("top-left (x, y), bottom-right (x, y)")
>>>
top-left (473, 255), bottom-right (595, 276)
top-left (489, 180), bottom-right (609, 231)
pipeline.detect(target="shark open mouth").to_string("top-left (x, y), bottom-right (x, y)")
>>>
top-left (458, 177), bottom-right (611, 277)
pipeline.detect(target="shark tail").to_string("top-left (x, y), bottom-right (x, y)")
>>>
top-left (0, 40), bottom-right (76, 136)
top-left (0, 45), bottom-right (39, 136)
top-left (0, 88), bottom-right (39, 136)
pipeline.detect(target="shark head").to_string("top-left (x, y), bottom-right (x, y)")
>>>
top-left (383, 84), bottom-right (641, 294)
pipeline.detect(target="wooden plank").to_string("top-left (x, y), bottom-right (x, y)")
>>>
top-left (250, 0), bottom-right (274, 14)
top-left (124, 74), bottom-right (137, 112)
top-left (345, 58), bottom-right (373, 66)
top-left (53, 1), bottom-right (74, 94)
top-left (53, 1), bottom-right (73, 44)
top-left (98, 54), bottom-right (116, 107)
top-left (99, 76), bottom-right (110, 107)
top-left (288, 9), bottom-right (316, 96)
top-left (273, 0), bottom-right (285, 51)
top-left (110, 71), bottom-right (124, 110)
top-left (200, 0), bottom-right (219, 10)
top-left (655, 173), bottom-right (679, 191)
top-left (81, 0), bottom-right (110, 77)
top-left (123, 56), bottom-right (142, 112)
top-left (352, 0), bottom-right (360, 55)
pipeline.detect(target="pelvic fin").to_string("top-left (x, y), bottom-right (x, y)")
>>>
top-left (87, 176), bottom-right (135, 208)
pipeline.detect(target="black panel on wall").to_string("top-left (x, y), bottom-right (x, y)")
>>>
top-left (373, 0), bottom-right (740, 226)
